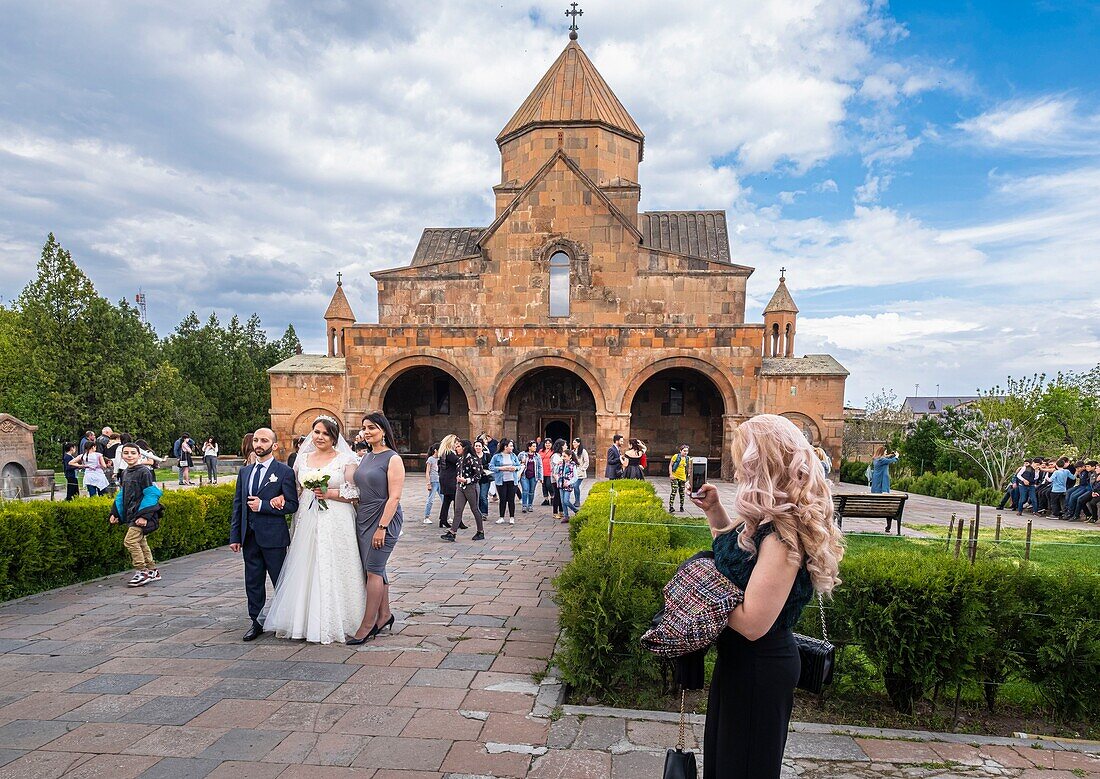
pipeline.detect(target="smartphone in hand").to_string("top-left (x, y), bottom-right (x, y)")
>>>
top-left (690, 457), bottom-right (708, 498)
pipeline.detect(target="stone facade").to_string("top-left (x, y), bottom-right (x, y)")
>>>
top-left (269, 38), bottom-right (848, 478)
top-left (0, 413), bottom-right (53, 497)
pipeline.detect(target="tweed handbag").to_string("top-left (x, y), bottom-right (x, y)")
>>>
top-left (641, 551), bottom-right (744, 658)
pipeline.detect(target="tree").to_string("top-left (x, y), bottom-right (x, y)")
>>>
top-left (938, 405), bottom-right (1025, 489)
top-left (6, 235), bottom-right (106, 453)
top-left (901, 415), bottom-right (942, 475)
top-left (857, 389), bottom-right (912, 448)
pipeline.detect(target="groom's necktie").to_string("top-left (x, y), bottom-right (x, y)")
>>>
top-left (251, 463), bottom-right (265, 498)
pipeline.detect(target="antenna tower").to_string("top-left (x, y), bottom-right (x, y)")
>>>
top-left (135, 290), bottom-right (147, 324)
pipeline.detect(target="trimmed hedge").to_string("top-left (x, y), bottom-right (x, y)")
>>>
top-left (891, 471), bottom-right (1002, 507)
top-left (556, 481), bottom-right (1100, 719)
top-left (0, 485), bottom-right (236, 601)
top-left (839, 460), bottom-right (1002, 506)
top-left (555, 481), bottom-right (711, 702)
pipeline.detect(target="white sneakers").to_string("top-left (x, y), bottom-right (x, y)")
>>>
top-left (127, 569), bottom-right (160, 587)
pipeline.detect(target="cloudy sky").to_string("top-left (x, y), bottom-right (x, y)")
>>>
top-left (1, 0), bottom-right (1097, 404)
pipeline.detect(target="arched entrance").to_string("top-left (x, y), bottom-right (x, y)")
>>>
top-left (628, 368), bottom-right (726, 476)
top-left (1, 462), bottom-right (27, 499)
top-left (781, 412), bottom-right (821, 445)
top-left (504, 367), bottom-right (597, 449)
top-left (381, 366), bottom-right (471, 454)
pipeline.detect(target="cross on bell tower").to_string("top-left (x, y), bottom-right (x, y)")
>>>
top-left (565, 2), bottom-right (583, 40)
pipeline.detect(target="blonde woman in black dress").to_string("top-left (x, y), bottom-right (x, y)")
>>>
top-left (348, 412), bottom-right (404, 645)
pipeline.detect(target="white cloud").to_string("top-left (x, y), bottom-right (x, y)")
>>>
top-left (799, 312), bottom-right (981, 351)
top-left (957, 96), bottom-right (1100, 154)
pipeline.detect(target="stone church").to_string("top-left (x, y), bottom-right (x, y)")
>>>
top-left (268, 35), bottom-right (848, 479)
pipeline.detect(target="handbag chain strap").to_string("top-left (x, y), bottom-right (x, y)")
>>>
top-left (817, 592), bottom-right (829, 643)
top-left (677, 687), bottom-right (687, 751)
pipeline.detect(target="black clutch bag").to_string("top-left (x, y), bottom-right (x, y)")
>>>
top-left (663, 688), bottom-right (698, 779)
top-left (793, 593), bottom-right (835, 695)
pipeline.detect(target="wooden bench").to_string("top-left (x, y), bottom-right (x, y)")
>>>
top-left (833, 494), bottom-right (908, 535)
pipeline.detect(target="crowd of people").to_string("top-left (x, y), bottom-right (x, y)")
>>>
top-left (60, 427), bottom-right (243, 499)
top-left (63, 427), bottom-right (166, 499)
top-left (426, 433), bottom-right (592, 543)
top-left (1000, 457), bottom-right (1100, 522)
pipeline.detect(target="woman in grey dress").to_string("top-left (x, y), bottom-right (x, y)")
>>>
top-left (347, 412), bottom-right (405, 645)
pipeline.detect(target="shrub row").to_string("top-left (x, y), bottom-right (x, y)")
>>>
top-left (838, 459), bottom-right (870, 484)
top-left (556, 481), bottom-right (1100, 719)
top-left (891, 470), bottom-right (1002, 507)
top-left (838, 460), bottom-right (1002, 506)
top-left (0, 485), bottom-right (236, 601)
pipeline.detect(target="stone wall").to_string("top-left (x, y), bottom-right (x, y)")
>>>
top-left (375, 154), bottom-right (748, 329)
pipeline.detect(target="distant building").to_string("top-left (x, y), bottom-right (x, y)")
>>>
top-left (903, 396), bottom-right (980, 419)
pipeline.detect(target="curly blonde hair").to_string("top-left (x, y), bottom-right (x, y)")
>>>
top-left (732, 415), bottom-right (844, 594)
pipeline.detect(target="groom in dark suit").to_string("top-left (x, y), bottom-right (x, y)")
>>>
top-left (230, 427), bottom-right (299, 641)
top-left (605, 434), bottom-right (625, 480)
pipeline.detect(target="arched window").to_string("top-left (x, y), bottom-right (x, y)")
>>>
top-left (549, 251), bottom-right (570, 317)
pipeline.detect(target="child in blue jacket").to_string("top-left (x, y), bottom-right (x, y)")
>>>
top-left (109, 443), bottom-right (165, 587)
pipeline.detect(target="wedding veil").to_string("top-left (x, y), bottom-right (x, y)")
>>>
top-left (296, 415), bottom-right (355, 467)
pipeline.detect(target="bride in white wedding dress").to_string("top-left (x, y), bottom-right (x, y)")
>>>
top-left (263, 415), bottom-right (365, 644)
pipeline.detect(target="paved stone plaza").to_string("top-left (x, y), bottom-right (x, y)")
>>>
top-left (1, 480), bottom-right (1097, 778)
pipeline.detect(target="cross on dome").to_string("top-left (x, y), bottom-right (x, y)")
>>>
top-left (566, 2), bottom-right (583, 40)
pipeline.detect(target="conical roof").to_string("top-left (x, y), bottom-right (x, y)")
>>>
top-left (497, 40), bottom-right (644, 156)
top-left (324, 282), bottom-right (355, 321)
top-left (764, 274), bottom-right (799, 314)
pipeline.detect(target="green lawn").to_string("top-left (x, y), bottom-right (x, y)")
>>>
top-left (907, 522), bottom-right (1100, 568)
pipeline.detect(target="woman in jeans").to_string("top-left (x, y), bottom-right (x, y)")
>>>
top-left (423, 444), bottom-right (441, 524)
top-left (571, 438), bottom-right (589, 509)
top-left (691, 415), bottom-right (844, 778)
top-left (490, 439), bottom-right (521, 524)
top-left (518, 440), bottom-right (543, 513)
top-left (474, 440), bottom-right (493, 518)
top-left (555, 449), bottom-right (578, 523)
top-left (202, 437), bottom-right (219, 484)
top-left (441, 440), bottom-right (486, 542)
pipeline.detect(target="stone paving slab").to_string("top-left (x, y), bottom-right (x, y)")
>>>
top-left (2, 479), bottom-right (1099, 777)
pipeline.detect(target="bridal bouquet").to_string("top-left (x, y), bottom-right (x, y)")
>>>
top-left (300, 471), bottom-right (331, 510)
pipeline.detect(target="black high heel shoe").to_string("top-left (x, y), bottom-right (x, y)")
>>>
top-left (355, 614), bottom-right (395, 644)
top-left (346, 631), bottom-right (371, 646)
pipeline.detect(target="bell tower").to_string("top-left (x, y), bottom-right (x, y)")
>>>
top-left (763, 269), bottom-right (798, 357)
top-left (324, 273), bottom-right (356, 357)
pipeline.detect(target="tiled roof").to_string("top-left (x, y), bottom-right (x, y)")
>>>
top-left (761, 355), bottom-right (848, 376)
top-left (411, 228), bottom-right (484, 266)
top-left (903, 396), bottom-right (980, 414)
top-left (497, 41), bottom-right (644, 155)
top-left (763, 278), bottom-right (798, 314)
top-left (323, 284), bottom-right (356, 321)
top-left (267, 355), bottom-right (347, 375)
top-left (640, 211), bottom-right (731, 263)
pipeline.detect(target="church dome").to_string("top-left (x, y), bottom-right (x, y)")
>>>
top-left (497, 40), bottom-right (645, 159)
